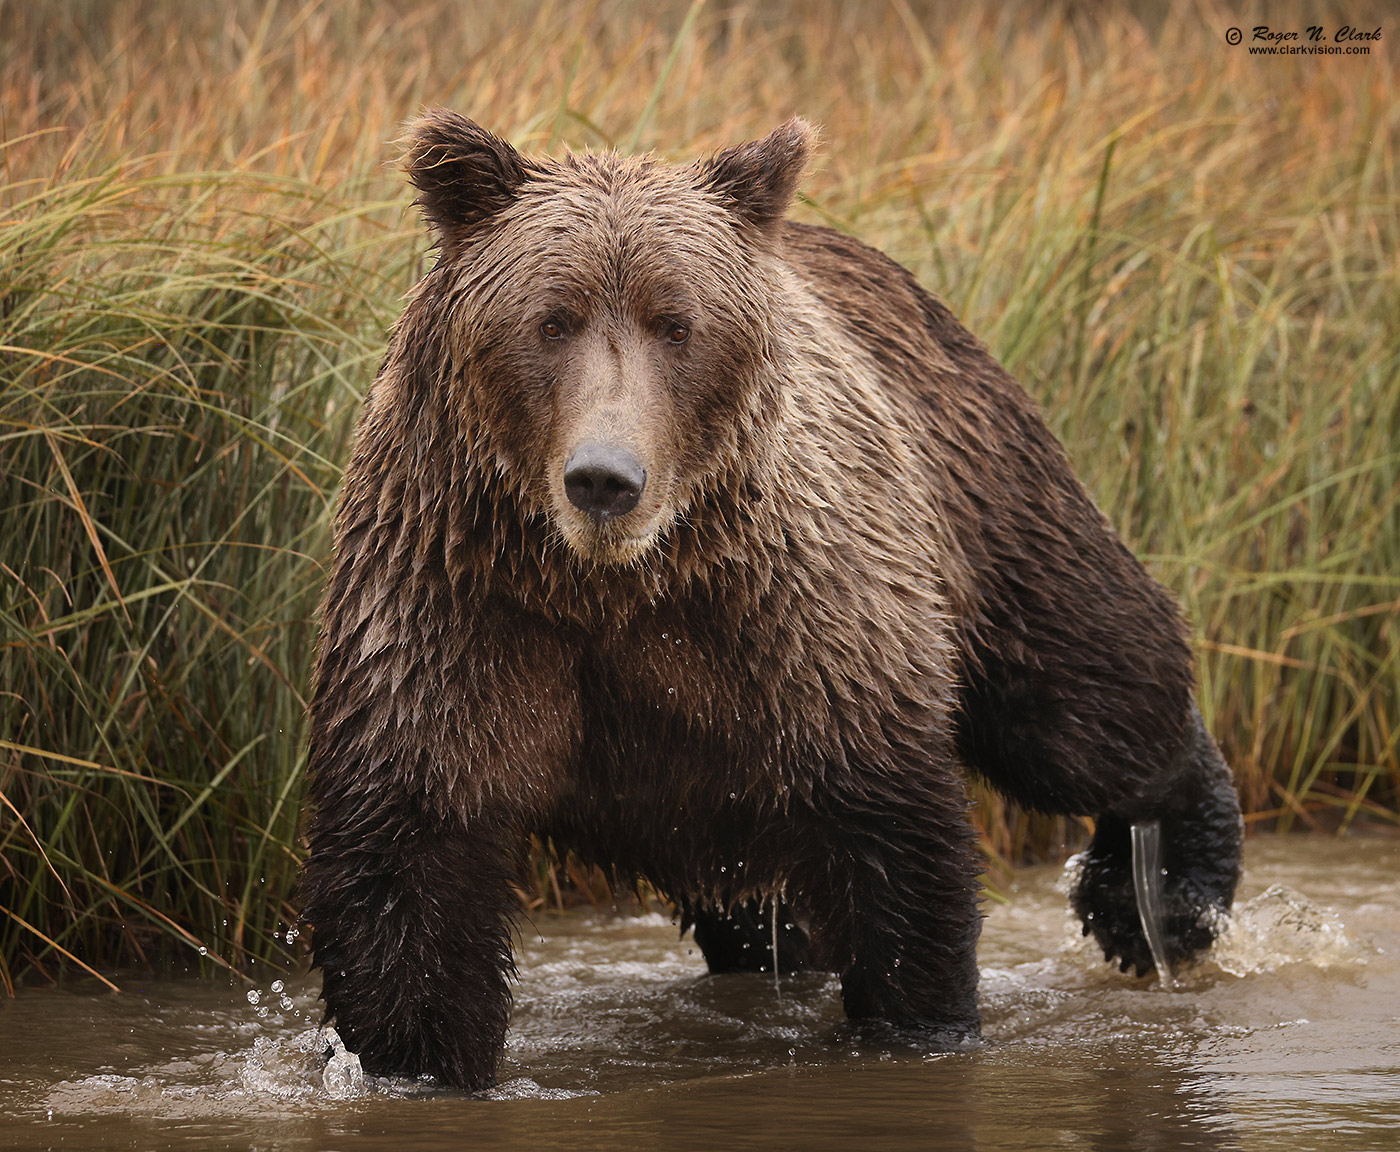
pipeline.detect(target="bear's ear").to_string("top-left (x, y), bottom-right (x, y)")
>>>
top-left (698, 117), bottom-right (817, 232)
top-left (402, 109), bottom-right (530, 238)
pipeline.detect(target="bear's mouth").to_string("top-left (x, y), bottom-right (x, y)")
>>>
top-left (555, 511), bottom-right (666, 567)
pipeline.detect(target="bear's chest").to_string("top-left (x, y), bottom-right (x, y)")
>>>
top-left (577, 604), bottom-right (849, 762)
top-left (585, 613), bottom-right (760, 727)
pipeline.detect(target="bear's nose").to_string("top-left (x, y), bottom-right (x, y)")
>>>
top-left (563, 443), bottom-right (646, 522)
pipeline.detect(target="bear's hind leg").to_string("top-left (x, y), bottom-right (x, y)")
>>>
top-left (688, 897), bottom-right (812, 974)
top-left (799, 769), bottom-right (983, 1041)
top-left (1071, 704), bottom-right (1243, 974)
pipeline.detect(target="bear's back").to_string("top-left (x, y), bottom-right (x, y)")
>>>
top-left (778, 221), bottom-right (1194, 809)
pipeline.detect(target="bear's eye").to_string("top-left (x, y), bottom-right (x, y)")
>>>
top-left (540, 318), bottom-right (566, 341)
top-left (666, 322), bottom-right (691, 345)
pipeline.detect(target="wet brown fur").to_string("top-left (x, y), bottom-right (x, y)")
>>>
top-left (300, 111), bottom-right (1242, 1090)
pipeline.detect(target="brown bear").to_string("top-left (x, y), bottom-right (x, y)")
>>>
top-left (300, 111), bottom-right (1243, 1091)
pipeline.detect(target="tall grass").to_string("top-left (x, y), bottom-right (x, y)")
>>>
top-left (0, 158), bottom-right (414, 982)
top-left (1, 0), bottom-right (1396, 983)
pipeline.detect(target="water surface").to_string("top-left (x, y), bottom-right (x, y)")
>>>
top-left (2, 836), bottom-right (1396, 1150)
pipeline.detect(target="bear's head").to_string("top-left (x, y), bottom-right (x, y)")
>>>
top-left (402, 110), bottom-right (815, 567)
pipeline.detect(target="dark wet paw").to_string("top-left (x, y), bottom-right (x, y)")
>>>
top-left (1071, 849), bottom-right (1157, 976)
top-left (1073, 708), bottom-right (1243, 977)
top-left (1071, 844), bottom-right (1228, 976)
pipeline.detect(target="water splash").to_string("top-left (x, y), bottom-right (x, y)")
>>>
top-left (238, 1026), bottom-right (367, 1101)
top-left (320, 1027), bottom-right (367, 1099)
top-left (1209, 884), bottom-right (1367, 976)
top-left (482, 1077), bottom-right (591, 1100)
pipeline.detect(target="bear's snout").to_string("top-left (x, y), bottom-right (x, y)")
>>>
top-left (563, 442), bottom-right (647, 522)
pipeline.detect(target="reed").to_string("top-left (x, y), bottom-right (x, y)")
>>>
top-left (1, 0), bottom-right (1395, 982)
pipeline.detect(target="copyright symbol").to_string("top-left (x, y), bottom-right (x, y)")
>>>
top-left (1226, 27), bottom-right (1242, 45)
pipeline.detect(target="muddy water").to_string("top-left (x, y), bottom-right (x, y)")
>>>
top-left (2, 836), bottom-right (1396, 1151)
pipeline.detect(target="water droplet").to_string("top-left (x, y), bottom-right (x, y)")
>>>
top-left (789, 1048), bottom-right (797, 1057)
top-left (719, 866), bottom-right (727, 873)
top-left (667, 687), bottom-right (675, 695)
top-left (198, 946), bottom-right (208, 956)
top-left (246, 990), bottom-right (261, 1005)
top-left (271, 979), bottom-right (285, 993)
top-left (661, 633), bottom-right (668, 639)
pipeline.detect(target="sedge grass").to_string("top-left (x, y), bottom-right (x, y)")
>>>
top-left (0, 157), bottom-right (415, 982)
top-left (1, 0), bottom-right (1396, 983)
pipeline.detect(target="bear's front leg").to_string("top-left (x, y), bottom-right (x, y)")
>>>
top-left (802, 766), bottom-right (983, 1040)
top-left (301, 783), bottom-right (522, 1090)
top-left (300, 593), bottom-right (580, 1090)
top-left (1071, 703), bottom-right (1243, 974)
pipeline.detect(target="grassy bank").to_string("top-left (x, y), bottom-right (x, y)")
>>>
top-left (2, 0), bottom-right (1396, 984)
